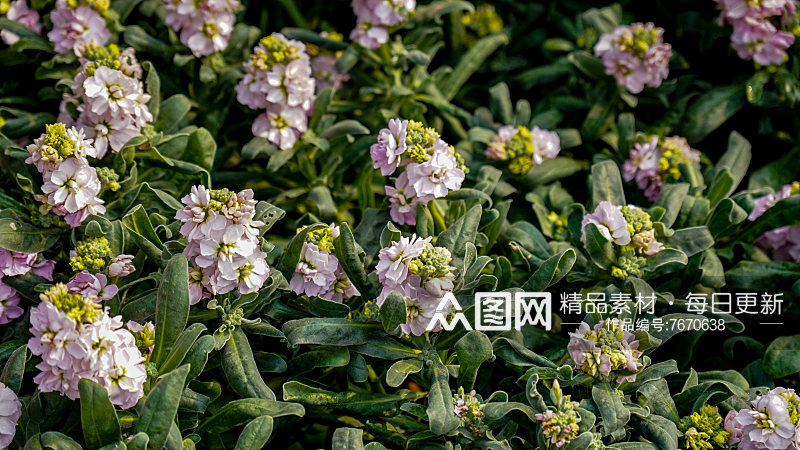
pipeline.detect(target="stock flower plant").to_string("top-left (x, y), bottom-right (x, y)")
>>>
top-left (0, 0), bottom-right (800, 449)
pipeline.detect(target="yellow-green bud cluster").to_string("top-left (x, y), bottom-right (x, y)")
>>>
top-left (461, 4), bottom-right (504, 38)
top-left (505, 126), bottom-right (534, 175)
top-left (781, 391), bottom-right (800, 426)
top-left (548, 211), bottom-right (570, 241)
top-left (453, 387), bottom-right (486, 437)
top-left (405, 120), bottom-right (440, 163)
top-left (408, 244), bottom-right (452, 283)
top-left (83, 43), bottom-right (121, 76)
top-left (69, 236), bottom-right (111, 272)
top-left (618, 26), bottom-right (660, 59)
top-left (96, 167), bottom-right (120, 192)
top-left (253, 35), bottom-right (298, 70)
top-left (790, 181), bottom-right (800, 195)
top-left (0, 116), bottom-right (5, 130)
top-left (657, 136), bottom-right (695, 181)
top-left (0, 0), bottom-right (10, 15)
top-left (67, 0), bottom-right (114, 18)
top-left (611, 254), bottom-right (646, 279)
top-left (222, 307), bottom-right (245, 329)
top-left (41, 283), bottom-right (101, 323)
top-left (133, 326), bottom-right (155, 355)
top-left (41, 123), bottom-right (76, 164)
top-left (307, 227), bottom-right (336, 253)
top-left (678, 405), bottom-right (731, 450)
top-left (208, 188), bottom-right (233, 211)
top-left (539, 400), bottom-right (581, 447)
top-left (580, 320), bottom-right (638, 376)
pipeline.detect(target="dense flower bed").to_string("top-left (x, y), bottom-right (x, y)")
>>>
top-left (1, 0), bottom-right (800, 449)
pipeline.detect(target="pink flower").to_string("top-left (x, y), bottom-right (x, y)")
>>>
top-left (312, 54), bottom-right (349, 91)
top-left (385, 172), bottom-right (427, 226)
top-left (486, 125), bottom-right (516, 160)
top-left (730, 17), bottom-right (794, 65)
top-left (370, 118), bottom-right (409, 176)
top-left (252, 106), bottom-right (308, 150)
top-left (1, 0), bottom-right (41, 46)
top-left (375, 234), bottom-right (429, 293)
top-left (531, 126), bottom-right (561, 165)
top-left (350, 23), bottom-right (389, 49)
top-left (67, 270), bottom-right (118, 302)
top-left (41, 158), bottom-right (104, 215)
top-left (0, 249), bottom-right (36, 277)
top-left (0, 282), bottom-right (24, 325)
top-left (405, 144), bottom-right (465, 198)
top-left (594, 23), bottom-right (672, 94)
top-left (47, 5), bottom-right (110, 55)
top-left (108, 254), bottom-right (136, 277)
top-left (290, 243), bottom-right (339, 298)
top-left (581, 201), bottom-right (631, 245)
top-left (165, 0), bottom-right (240, 57)
top-left (0, 382), bottom-right (22, 449)
top-left (733, 388), bottom-right (796, 449)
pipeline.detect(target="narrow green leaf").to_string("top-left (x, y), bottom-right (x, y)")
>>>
top-left (222, 328), bottom-right (275, 400)
top-left (134, 365), bottom-right (191, 450)
top-left (79, 379), bottom-right (122, 450)
top-left (151, 254), bottom-right (190, 367)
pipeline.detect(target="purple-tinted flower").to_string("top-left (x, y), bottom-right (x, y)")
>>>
top-left (375, 234), bottom-right (429, 292)
top-left (531, 126), bottom-right (561, 165)
top-left (568, 319), bottom-right (643, 383)
top-left (41, 158), bottom-right (105, 215)
top-left (1, 0), bottom-right (41, 46)
top-left (312, 54), bottom-right (349, 91)
top-left (350, 0), bottom-right (415, 49)
top-left (581, 201), bottom-right (631, 245)
top-left (164, 0), bottom-right (240, 57)
top-left (108, 254), bottom-right (136, 277)
top-left (252, 107), bottom-right (308, 150)
top-left (48, 5), bottom-right (110, 55)
top-left (594, 23), bottom-right (672, 94)
top-left (405, 144), bottom-right (465, 198)
top-left (0, 382), bottom-right (22, 449)
top-left (749, 184), bottom-right (800, 261)
top-left (724, 409), bottom-right (744, 445)
top-left (370, 118), bottom-right (409, 176)
top-left (0, 282), bottom-right (23, 325)
top-left (485, 125), bottom-right (516, 161)
top-left (733, 388), bottom-right (796, 449)
top-left (67, 270), bottom-right (118, 302)
top-left (399, 291), bottom-right (438, 336)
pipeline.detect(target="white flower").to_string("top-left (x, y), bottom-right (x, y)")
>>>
top-left (83, 66), bottom-right (151, 122)
top-left (41, 158), bottom-right (103, 214)
top-left (252, 106), bottom-right (308, 150)
top-left (405, 144), bottom-right (465, 198)
top-left (0, 382), bottom-right (21, 449)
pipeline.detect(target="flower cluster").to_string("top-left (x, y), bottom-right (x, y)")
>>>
top-left (289, 225), bottom-right (359, 302)
top-left (28, 283), bottom-right (146, 409)
top-left (69, 236), bottom-right (110, 272)
top-left (536, 382), bottom-right (581, 448)
top-left (725, 387), bottom-right (800, 449)
top-left (307, 31), bottom-right (350, 91)
top-left (0, 245), bottom-right (54, 323)
top-left (26, 123), bottom-right (106, 227)
top-left (164, 0), bottom-right (239, 57)
top-left (236, 33), bottom-right (316, 150)
top-left (678, 404), bottom-right (731, 450)
top-left (581, 202), bottom-right (665, 278)
top-left (0, 382), bottom-right (21, 449)
top-left (486, 125), bottom-right (561, 175)
top-left (716, 0), bottom-right (797, 66)
top-left (128, 320), bottom-right (155, 356)
top-left (594, 22), bottom-right (672, 94)
top-left (350, 0), bottom-right (416, 49)
top-left (47, 0), bottom-right (111, 55)
top-left (748, 182), bottom-right (800, 261)
top-left (371, 119), bottom-right (466, 225)
top-left (567, 319), bottom-right (643, 383)
top-left (623, 135), bottom-right (701, 202)
top-left (461, 4), bottom-right (503, 44)
top-left (176, 185), bottom-right (270, 304)
top-left (0, 0), bottom-right (41, 46)
top-left (58, 44), bottom-right (152, 158)
top-left (453, 387), bottom-right (486, 437)
top-left (375, 235), bottom-right (456, 335)
top-left (68, 270), bottom-right (117, 301)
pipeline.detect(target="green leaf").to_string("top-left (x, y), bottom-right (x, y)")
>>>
top-left (0, 219), bottom-right (59, 253)
top-left (380, 291), bottom-right (407, 335)
top-left (662, 227), bottom-right (714, 258)
top-left (414, 0), bottom-right (474, 22)
top-left (151, 254), bottom-right (190, 367)
top-left (289, 346), bottom-right (350, 374)
top-left (440, 33), bottom-right (509, 100)
top-left (583, 223), bottom-right (616, 269)
top-left (521, 248), bottom-right (576, 291)
top-left (763, 334), bottom-right (800, 378)
top-left (590, 160), bottom-right (626, 208)
top-left (455, 331), bottom-right (493, 391)
top-left (592, 383), bottom-right (631, 437)
top-left (637, 379), bottom-right (679, 422)
top-left (567, 51), bottom-right (605, 79)
top-left (134, 365), bottom-right (190, 450)
top-left (680, 84), bottom-right (746, 143)
top-left (0, 345), bottom-right (26, 394)
top-left (653, 183), bottom-right (689, 228)
top-left (196, 398), bottom-right (304, 434)
top-left (427, 356), bottom-right (460, 435)
top-left (79, 379), bottom-right (122, 450)
top-left (124, 25), bottom-right (174, 60)
top-left (154, 94), bottom-right (191, 133)
top-left (333, 223), bottom-right (376, 300)
top-left (386, 359), bottom-right (423, 388)
top-left (636, 414), bottom-right (679, 450)
top-left (283, 318), bottom-right (384, 347)
top-left (282, 381), bottom-right (425, 416)
top-left (159, 323), bottom-right (206, 375)
top-left (143, 61), bottom-right (160, 120)
top-left (121, 205), bottom-right (166, 264)
top-left (436, 204), bottom-right (482, 267)
top-left (222, 328), bottom-right (276, 400)
top-left (183, 128), bottom-right (217, 171)
top-left (331, 428), bottom-right (365, 450)
top-left (233, 416), bottom-right (274, 450)
top-left (38, 432), bottom-right (82, 450)
top-left (319, 120), bottom-right (370, 139)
